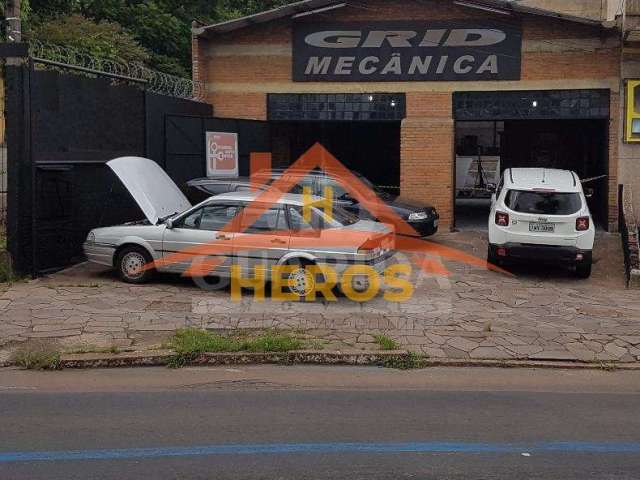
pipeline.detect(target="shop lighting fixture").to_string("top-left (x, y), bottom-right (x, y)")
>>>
top-left (532, 100), bottom-right (538, 107)
top-left (453, 1), bottom-right (511, 15)
top-left (390, 99), bottom-right (397, 107)
top-left (368, 95), bottom-right (374, 101)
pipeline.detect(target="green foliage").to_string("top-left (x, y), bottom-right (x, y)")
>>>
top-left (167, 328), bottom-right (304, 367)
top-left (30, 14), bottom-right (151, 64)
top-left (26, 0), bottom-right (293, 77)
top-left (374, 334), bottom-right (400, 351)
top-left (170, 328), bottom-right (245, 355)
top-left (382, 352), bottom-right (428, 370)
top-left (12, 343), bottom-right (61, 370)
top-left (244, 332), bottom-right (303, 353)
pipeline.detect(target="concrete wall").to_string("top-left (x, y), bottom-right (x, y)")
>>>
top-left (196, 0), bottom-right (621, 229)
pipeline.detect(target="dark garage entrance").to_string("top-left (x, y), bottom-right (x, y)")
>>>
top-left (270, 121), bottom-right (401, 191)
top-left (268, 93), bottom-right (405, 192)
top-left (453, 90), bottom-right (610, 231)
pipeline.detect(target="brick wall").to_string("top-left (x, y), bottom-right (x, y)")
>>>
top-left (402, 93), bottom-right (454, 225)
top-left (401, 117), bottom-right (455, 226)
top-left (198, 0), bottom-right (621, 229)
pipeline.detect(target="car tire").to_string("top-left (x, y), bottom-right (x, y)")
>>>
top-left (284, 258), bottom-right (317, 300)
top-left (487, 245), bottom-right (500, 267)
top-left (116, 246), bottom-right (154, 284)
top-left (574, 259), bottom-right (592, 279)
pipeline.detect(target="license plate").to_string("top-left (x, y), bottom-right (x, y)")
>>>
top-left (529, 222), bottom-right (555, 233)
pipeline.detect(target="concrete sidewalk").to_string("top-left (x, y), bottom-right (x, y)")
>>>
top-left (1, 231), bottom-right (639, 364)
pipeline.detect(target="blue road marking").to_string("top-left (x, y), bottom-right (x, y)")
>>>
top-left (1, 442), bottom-right (640, 463)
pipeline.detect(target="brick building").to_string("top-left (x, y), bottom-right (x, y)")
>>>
top-left (192, 0), bottom-right (621, 231)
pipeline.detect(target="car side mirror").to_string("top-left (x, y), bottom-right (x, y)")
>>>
top-left (165, 218), bottom-right (174, 229)
top-left (585, 188), bottom-right (594, 199)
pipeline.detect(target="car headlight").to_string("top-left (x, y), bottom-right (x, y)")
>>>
top-left (408, 211), bottom-right (429, 221)
top-left (86, 232), bottom-right (96, 243)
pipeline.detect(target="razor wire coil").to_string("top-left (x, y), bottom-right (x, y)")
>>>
top-left (28, 40), bottom-right (205, 101)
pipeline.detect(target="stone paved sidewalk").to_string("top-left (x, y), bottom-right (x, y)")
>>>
top-left (1, 231), bottom-right (639, 363)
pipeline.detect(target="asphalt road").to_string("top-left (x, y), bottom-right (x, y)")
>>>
top-left (1, 366), bottom-right (640, 480)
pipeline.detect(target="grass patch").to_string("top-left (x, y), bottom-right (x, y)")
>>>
top-left (167, 329), bottom-right (304, 368)
top-left (244, 333), bottom-right (303, 353)
top-left (374, 334), bottom-right (400, 351)
top-left (12, 343), bottom-right (61, 370)
top-left (382, 352), bottom-right (428, 370)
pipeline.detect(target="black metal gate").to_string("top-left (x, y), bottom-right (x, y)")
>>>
top-left (5, 63), bottom-right (212, 275)
top-left (165, 115), bottom-right (271, 187)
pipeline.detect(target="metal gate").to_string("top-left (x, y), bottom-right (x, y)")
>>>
top-left (165, 115), bottom-right (271, 186)
top-left (0, 73), bottom-right (6, 243)
top-left (4, 62), bottom-right (212, 276)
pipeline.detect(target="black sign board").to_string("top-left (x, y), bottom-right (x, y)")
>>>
top-left (293, 21), bottom-right (522, 82)
top-left (0, 42), bottom-right (28, 58)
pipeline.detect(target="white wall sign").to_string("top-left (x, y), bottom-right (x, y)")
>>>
top-left (206, 131), bottom-right (238, 177)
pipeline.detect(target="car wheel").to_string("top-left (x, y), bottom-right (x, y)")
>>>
top-left (574, 259), bottom-right (592, 279)
top-left (116, 246), bottom-right (154, 284)
top-left (487, 245), bottom-right (500, 267)
top-left (285, 258), bottom-right (316, 300)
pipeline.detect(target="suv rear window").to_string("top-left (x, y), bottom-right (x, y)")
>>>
top-left (505, 190), bottom-right (582, 215)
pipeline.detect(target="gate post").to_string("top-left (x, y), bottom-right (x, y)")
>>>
top-left (5, 62), bottom-right (34, 276)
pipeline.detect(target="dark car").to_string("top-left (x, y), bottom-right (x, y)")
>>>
top-left (184, 177), bottom-right (270, 204)
top-left (185, 170), bottom-right (439, 237)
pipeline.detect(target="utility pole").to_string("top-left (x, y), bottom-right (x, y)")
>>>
top-left (5, 0), bottom-right (21, 43)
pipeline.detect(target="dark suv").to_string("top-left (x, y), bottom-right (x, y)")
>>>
top-left (185, 170), bottom-right (439, 237)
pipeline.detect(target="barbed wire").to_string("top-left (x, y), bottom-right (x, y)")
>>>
top-left (28, 40), bottom-right (205, 101)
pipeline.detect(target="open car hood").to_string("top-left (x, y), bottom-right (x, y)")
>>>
top-left (107, 157), bottom-right (192, 225)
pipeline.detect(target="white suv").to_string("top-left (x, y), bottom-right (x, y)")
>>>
top-left (488, 168), bottom-right (595, 278)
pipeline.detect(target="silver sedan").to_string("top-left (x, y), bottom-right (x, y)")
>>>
top-left (84, 157), bottom-right (395, 297)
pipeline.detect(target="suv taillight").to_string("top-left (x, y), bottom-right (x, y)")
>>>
top-left (576, 216), bottom-right (590, 231)
top-left (495, 212), bottom-right (510, 227)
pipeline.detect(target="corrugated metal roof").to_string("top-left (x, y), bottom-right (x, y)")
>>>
top-left (193, 0), bottom-right (614, 37)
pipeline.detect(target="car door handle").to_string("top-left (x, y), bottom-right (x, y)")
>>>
top-left (216, 234), bottom-right (231, 240)
top-left (270, 238), bottom-right (287, 245)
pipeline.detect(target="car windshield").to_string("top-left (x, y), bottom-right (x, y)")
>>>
top-left (505, 190), bottom-right (582, 215)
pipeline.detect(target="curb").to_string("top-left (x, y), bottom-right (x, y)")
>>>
top-left (37, 350), bottom-right (640, 370)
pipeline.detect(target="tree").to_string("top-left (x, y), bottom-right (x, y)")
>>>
top-left (25, 0), bottom-right (295, 77)
top-left (30, 14), bottom-right (151, 64)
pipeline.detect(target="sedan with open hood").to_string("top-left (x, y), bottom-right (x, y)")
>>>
top-left (83, 157), bottom-right (396, 296)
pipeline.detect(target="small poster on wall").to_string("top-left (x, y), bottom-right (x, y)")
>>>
top-left (206, 131), bottom-right (238, 177)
